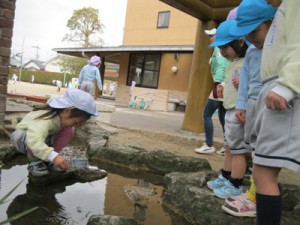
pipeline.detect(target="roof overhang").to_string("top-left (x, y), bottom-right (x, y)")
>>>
top-left (52, 45), bottom-right (194, 64)
top-left (159, 0), bottom-right (242, 21)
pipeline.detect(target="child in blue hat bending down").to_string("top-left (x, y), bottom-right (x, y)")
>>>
top-left (11, 89), bottom-right (98, 177)
top-left (243, 0), bottom-right (299, 224)
top-left (219, 0), bottom-right (277, 218)
top-left (206, 19), bottom-right (249, 199)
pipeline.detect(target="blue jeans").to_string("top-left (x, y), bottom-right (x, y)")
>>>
top-left (202, 99), bottom-right (226, 145)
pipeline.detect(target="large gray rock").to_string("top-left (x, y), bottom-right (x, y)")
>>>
top-left (89, 146), bottom-right (211, 175)
top-left (0, 144), bottom-right (19, 163)
top-left (163, 171), bottom-right (300, 225)
top-left (76, 122), bottom-right (110, 154)
top-left (87, 215), bottom-right (138, 225)
top-left (163, 172), bottom-right (255, 225)
top-left (29, 167), bottom-right (107, 185)
top-left (280, 184), bottom-right (300, 211)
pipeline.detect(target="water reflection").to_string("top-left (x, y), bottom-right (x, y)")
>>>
top-left (6, 182), bottom-right (67, 225)
top-left (0, 164), bottom-right (106, 224)
top-left (134, 203), bottom-right (146, 223)
top-left (0, 161), bottom-right (190, 225)
top-left (133, 179), bottom-right (149, 223)
top-left (104, 174), bottom-right (172, 225)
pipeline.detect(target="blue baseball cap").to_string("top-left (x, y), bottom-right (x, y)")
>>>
top-left (227, 7), bottom-right (238, 20)
top-left (230, 0), bottom-right (277, 36)
top-left (209, 20), bottom-right (241, 47)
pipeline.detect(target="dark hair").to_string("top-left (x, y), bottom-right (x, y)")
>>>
top-left (263, 20), bottom-right (273, 27)
top-left (33, 104), bottom-right (91, 120)
top-left (227, 39), bottom-right (248, 58)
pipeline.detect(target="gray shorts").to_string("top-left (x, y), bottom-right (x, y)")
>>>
top-left (80, 81), bottom-right (95, 96)
top-left (11, 129), bottom-right (27, 154)
top-left (244, 99), bottom-right (257, 151)
top-left (225, 109), bottom-right (248, 154)
top-left (253, 79), bottom-right (300, 172)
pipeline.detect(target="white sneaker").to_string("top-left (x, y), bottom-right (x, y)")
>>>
top-left (216, 147), bottom-right (225, 156)
top-left (195, 143), bottom-right (215, 154)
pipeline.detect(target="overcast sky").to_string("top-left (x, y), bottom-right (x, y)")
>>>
top-left (11, 0), bottom-right (128, 62)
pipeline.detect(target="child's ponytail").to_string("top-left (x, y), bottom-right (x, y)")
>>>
top-left (33, 104), bottom-right (63, 119)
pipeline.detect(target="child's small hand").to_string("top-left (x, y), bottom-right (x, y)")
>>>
top-left (266, 91), bottom-right (288, 111)
top-left (217, 85), bottom-right (224, 98)
top-left (53, 155), bottom-right (70, 170)
top-left (235, 109), bottom-right (246, 124)
top-left (212, 82), bottom-right (220, 99)
top-left (232, 76), bottom-right (240, 88)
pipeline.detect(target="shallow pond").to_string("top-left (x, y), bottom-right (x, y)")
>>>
top-left (0, 158), bottom-right (189, 225)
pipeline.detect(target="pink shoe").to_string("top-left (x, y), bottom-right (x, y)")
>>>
top-left (222, 196), bottom-right (256, 217)
top-left (225, 192), bottom-right (248, 204)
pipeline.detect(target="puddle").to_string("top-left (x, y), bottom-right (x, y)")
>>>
top-left (0, 163), bottom-right (106, 225)
top-left (0, 159), bottom-right (189, 225)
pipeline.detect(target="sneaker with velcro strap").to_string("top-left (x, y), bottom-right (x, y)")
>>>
top-left (45, 162), bottom-right (65, 173)
top-left (27, 161), bottom-right (49, 177)
top-left (207, 174), bottom-right (227, 190)
top-left (222, 195), bottom-right (256, 217)
top-left (225, 192), bottom-right (248, 204)
top-left (213, 180), bottom-right (243, 199)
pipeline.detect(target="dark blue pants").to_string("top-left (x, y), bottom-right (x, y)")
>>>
top-left (202, 99), bottom-right (226, 145)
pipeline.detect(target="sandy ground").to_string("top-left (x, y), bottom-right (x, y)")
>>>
top-left (7, 80), bottom-right (67, 97)
top-left (6, 81), bottom-right (300, 186)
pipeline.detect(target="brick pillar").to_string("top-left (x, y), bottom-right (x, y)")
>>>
top-left (0, 0), bottom-right (16, 126)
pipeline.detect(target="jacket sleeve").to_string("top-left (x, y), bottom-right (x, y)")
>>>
top-left (95, 68), bottom-right (102, 89)
top-left (236, 51), bottom-right (250, 110)
top-left (277, 1), bottom-right (300, 96)
top-left (78, 67), bottom-right (84, 85)
top-left (214, 49), bottom-right (229, 83)
top-left (26, 119), bottom-right (57, 161)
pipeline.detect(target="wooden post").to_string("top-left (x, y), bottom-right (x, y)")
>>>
top-left (182, 20), bottom-right (217, 132)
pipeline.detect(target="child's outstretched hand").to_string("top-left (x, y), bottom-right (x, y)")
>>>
top-left (53, 155), bottom-right (70, 170)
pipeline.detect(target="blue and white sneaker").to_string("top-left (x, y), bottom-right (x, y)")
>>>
top-left (207, 174), bottom-right (227, 190)
top-left (213, 180), bottom-right (243, 199)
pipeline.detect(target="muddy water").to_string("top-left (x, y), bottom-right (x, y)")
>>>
top-left (0, 160), bottom-right (186, 225)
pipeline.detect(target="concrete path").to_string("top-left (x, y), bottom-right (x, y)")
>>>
top-left (6, 81), bottom-right (225, 144)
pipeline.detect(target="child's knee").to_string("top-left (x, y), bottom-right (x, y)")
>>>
top-left (62, 126), bottom-right (76, 137)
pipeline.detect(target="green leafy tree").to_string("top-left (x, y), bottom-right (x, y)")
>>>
top-left (56, 55), bottom-right (87, 76)
top-left (63, 7), bottom-right (104, 47)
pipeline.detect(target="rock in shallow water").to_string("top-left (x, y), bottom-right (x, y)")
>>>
top-left (29, 167), bottom-right (107, 185)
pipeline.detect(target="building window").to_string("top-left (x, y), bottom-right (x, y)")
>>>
top-left (127, 53), bottom-right (161, 88)
top-left (157, 11), bottom-right (170, 28)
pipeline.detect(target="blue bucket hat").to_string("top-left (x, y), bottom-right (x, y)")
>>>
top-left (209, 20), bottom-right (241, 48)
top-left (48, 89), bottom-right (99, 116)
top-left (230, 0), bottom-right (277, 36)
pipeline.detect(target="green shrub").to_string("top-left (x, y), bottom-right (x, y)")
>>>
top-left (9, 68), bottom-right (76, 86)
top-left (9, 68), bottom-right (118, 86)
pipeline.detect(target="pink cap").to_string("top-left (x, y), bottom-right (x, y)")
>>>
top-left (90, 55), bottom-right (101, 66)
